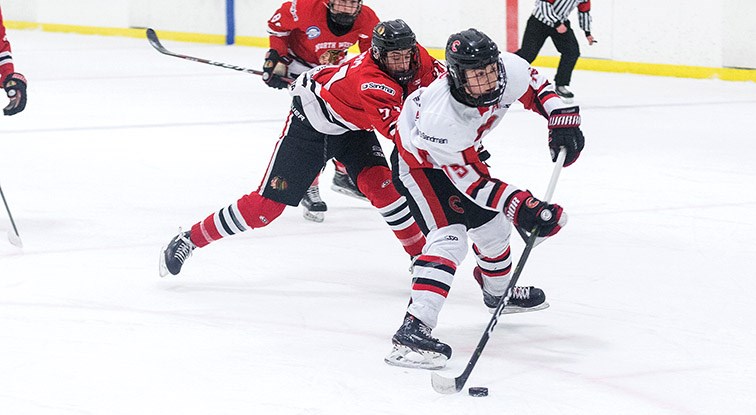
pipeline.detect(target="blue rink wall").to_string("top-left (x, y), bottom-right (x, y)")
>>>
top-left (226, 0), bottom-right (235, 46)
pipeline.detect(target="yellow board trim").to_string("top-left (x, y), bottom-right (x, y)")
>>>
top-left (6, 21), bottom-right (756, 82)
top-left (5, 21), bottom-right (227, 44)
top-left (531, 56), bottom-right (756, 82)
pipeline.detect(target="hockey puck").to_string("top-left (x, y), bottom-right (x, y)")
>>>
top-left (468, 387), bottom-right (489, 397)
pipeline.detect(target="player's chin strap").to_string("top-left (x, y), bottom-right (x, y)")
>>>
top-left (514, 147), bottom-right (568, 246)
top-left (430, 147), bottom-right (567, 395)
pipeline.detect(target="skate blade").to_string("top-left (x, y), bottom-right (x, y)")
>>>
top-left (384, 344), bottom-right (448, 370)
top-left (330, 184), bottom-right (368, 201)
top-left (492, 301), bottom-right (550, 315)
top-left (302, 207), bottom-right (325, 223)
top-left (158, 245), bottom-right (170, 277)
top-left (558, 96), bottom-right (574, 104)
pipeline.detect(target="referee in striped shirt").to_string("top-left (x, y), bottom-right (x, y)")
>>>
top-left (516, 0), bottom-right (596, 101)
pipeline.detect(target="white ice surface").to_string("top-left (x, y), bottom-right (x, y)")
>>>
top-left (1, 30), bottom-right (756, 415)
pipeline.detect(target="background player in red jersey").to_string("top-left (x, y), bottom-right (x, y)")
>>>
top-left (265, 0), bottom-right (380, 222)
top-left (0, 6), bottom-right (27, 116)
top-left (160, 20), bottom-right (445, 278)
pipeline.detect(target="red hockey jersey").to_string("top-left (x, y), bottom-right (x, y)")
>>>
top-left (0, 7), bottom-right (16, 84)
top-left (292, 45), bottom-right (445, 140)
top-left (267, 0), bottom-right (379, 67)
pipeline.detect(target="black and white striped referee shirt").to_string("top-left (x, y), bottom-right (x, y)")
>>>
top-left (531, 0), bottom-right (592, 34)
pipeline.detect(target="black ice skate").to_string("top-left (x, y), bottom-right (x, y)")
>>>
top-left (473, 266), bottom-right (549, 314)
top-left (331, 170), bottom-right (367, 201)
top-left (384, 313), bottom-right (452, 370)
top-left (555, 85), bottom-right (575, 104)
top-left (300, 185), bottom-right (327, 222)
top-left (159, 230), bottom-right (196, 277)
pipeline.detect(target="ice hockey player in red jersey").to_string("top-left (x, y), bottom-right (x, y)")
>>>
top-left (159, 19), bottom-right (446, 278)
top-left (1, 7), bottom-right (27, 116)
top-left (265, 0), bottom-right (380, 221)
top-left (384, 29), bottom-right (584, 369)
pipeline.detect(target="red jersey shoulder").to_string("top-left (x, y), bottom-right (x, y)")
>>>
top-left (404, 45), bottom-right (444, 93)
top-left (316, 53), bottom-right (402, 103)
top-left (352, 6), bottom-right (380, 36)
top-left (355, 55), bottom-right (399, 87)
top-left (269, 0), bottom-right (328, 32)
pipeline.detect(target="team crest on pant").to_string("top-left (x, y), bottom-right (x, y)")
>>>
top-left (449, 195), bottom-right (464, 214)
top-left (270, 176), bottom-right (288, 191)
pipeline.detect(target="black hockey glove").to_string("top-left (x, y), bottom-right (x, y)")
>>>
top-left (262, 49), bottom-right (291, 90)
top-left (505, 190), bottom-right (566, 237)
top-left (548, 106), bottom-right (584, 167)
top-left (3, 72), bottom-right (27, 116)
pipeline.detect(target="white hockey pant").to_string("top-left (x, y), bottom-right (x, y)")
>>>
top-left (407, 213), bottom-right (515, 328)
top-left (469, 213), bottom-right (514, 297)
top-left (407, 224), bottom-right (468, 329)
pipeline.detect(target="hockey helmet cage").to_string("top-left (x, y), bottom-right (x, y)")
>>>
top-left (328, 0), bottom-right (363, 26)
top-left (371, 19), bottom-right (420, 85)
top-left (445, 29), bottom-right (506, 107)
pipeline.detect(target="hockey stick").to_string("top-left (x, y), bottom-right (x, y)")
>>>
top-left (0, 182), bottom-right (22, 248)
top-left (145, 28), bottom-right (293, 83)
top-left (430, 148), bottom-right (567, 394)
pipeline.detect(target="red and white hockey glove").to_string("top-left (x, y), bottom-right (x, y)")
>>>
top-left (548, 106), bottom-right (584, 167)
top-left (505, 190), bottom-right (567, 237)
top-left (3, 72), bottom-right (27, 116)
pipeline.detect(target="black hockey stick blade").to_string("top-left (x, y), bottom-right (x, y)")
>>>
top-left (145, 28), bottom-right (292, 83)
top-left (145, 28), bottom-right (169, 54)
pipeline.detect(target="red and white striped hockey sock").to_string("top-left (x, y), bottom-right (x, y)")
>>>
top-left (357, 166), bottom-right (425, 257)
top-left (190, 192), bottom-right (285, 248)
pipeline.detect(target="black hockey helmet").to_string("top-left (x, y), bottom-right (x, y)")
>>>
top-left (445, 29), bottom-right (506, 107)
top-left (371, 19), bottom-right (419, 85)
top-left (328, 0), bottom-right (363, 27)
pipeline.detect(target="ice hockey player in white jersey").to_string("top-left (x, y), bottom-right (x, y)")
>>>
top-left (385, 28), bottom-right (585, 369)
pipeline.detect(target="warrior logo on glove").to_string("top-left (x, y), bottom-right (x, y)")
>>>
top-left (547, 106), bottom-right (585, 167)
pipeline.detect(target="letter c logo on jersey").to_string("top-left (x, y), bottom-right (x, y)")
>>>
top-left (450, 40), bottom-right (461, 53)
top-left (449, 195), bottom-right (464, 214)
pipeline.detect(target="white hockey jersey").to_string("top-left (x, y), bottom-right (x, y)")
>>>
top-left (395, 52), bottom-right (571, 213)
